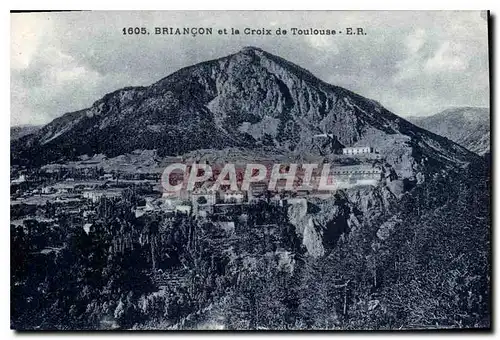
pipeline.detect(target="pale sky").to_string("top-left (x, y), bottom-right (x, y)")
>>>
top-left (10, 10), bottom-right (490, 126)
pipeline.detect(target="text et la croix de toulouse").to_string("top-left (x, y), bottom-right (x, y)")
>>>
top-left (122, 26), bottom-right (366, 36)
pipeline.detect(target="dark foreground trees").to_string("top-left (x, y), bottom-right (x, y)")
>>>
top-left (11, 159), bottom-right (490, 330)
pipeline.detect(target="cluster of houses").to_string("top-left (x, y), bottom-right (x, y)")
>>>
top-left (11, 173), bottom-right (130, 207)
top-left (157, 173), bottom-right (384, 218)
top-left (12, 146), bottom-right (386, 223)
top-left (158, 181), bottom-right (269, 217)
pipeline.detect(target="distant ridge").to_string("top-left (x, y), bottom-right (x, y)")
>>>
top-left (10, 124), bottom-right (41, 141)
top-left (407, 107), bottom-right (490, 155)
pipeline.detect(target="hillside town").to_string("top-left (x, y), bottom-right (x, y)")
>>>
top-left (10, 146), bottom-right (392, 232)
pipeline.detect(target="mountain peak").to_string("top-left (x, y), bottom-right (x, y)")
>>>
top-left (438, 107), bottom-right (489, 122)
top-left (12, 48), bottom-right (478, 172)
top-left (231, 46), bottom-right (319, 84)
top-left (239, 46), bottom-right (265, 54)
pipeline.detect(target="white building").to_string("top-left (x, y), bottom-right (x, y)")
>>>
top-left (248, 182), bottom-right (268, 202)
top-left (191, 184), bottom-right (218, 207)
top-left (83, 191), bottom-right (105, 203)
top-left (83, 190), bottom-right (121, 203)
top-left (100, 173), bottom-right (114, 181)
top-left (223, 191), bottom-right (246, 204)
top-left (313, 133), bottom-right (334, 138)
top-left (83, 223), bottom-right (93, 235)
top-left (175, 205), bottom-right (191, 214)
top-left (342, 146), bottom-right (374, 155)
top-left (161, 197), bottom-right (180, 212)
top-left (41, 186), bottom-right (55, 194)
top-left (11, 174), bottom-right (26, 184)
top-left (191, 192), bottom-right (218, 206)
top-left (134, 198), bottom-right (156, 218)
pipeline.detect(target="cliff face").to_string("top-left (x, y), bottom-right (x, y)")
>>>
top-left (288, 185), bottom-right (397, 257)
top-left (13, 47), bottom-right (477, 179)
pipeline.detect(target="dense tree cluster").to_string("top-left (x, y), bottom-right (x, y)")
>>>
top-left (11, 158), bottom-right (490, 330)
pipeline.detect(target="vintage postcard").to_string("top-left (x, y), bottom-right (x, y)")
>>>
top-left (10, 10), bottom-right (490, 330)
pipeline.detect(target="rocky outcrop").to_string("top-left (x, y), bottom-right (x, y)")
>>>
top-left (375, 216), bottom-right (402, 241)
top-left (287, 183), bottom-right (400, 258)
